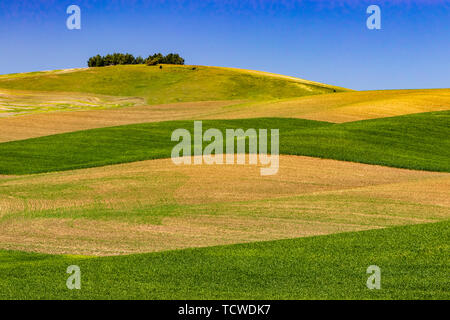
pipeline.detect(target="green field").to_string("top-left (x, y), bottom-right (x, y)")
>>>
top-left (0, 65), bottom-right (347, 105)
top-left (0, 111), bottom-right (448, 175)
top-left (0, 221), bottom-right (448, 300)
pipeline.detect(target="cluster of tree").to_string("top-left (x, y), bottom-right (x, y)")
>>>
top-left (87, 53), bottom-right (185, 67)
top-left (145, 53), bottom-right (185, 66)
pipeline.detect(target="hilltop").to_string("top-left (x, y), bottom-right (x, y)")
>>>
top-left (0, 64), bottom-right (348, 106)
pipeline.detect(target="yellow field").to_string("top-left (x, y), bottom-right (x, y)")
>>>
top-left (205, 89), bottom-right (450, 122)
top-left (0, 88), bottom-right (448, 142)
top-left (1, 155), bottom-right (448, 255)
top-left (211, 66), bottom-right (350, 91)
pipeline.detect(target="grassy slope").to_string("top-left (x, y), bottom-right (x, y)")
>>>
top-left (0, 65), bottom-right (347, 105)
top-left (0, 221), bottom-right (448, 299)
top-left (0, 111), bottom-right (448, 175)
top-left (0, 89), bottom-right (144, 117)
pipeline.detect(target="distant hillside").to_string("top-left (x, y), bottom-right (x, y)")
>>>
top-left (0, 65), bottom-right (349, 105)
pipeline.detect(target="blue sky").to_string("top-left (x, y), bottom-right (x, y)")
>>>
top-left (0, 0), bottom-right (449, 90)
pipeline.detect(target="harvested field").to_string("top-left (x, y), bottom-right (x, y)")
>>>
top-left (0, 217), bottom-right (370, 256)
top-left (1, 155), bottom-right (448, 255)
top-left (0, 100), bottom-right (240, 142)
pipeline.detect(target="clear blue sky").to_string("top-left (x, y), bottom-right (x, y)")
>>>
top-left (1, 0), bottom-right (449, 90)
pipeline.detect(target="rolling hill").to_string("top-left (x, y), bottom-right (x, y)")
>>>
top-left (0, 112), bottom-right (448, 175)
top-left (1, 155), bottom-right (448, 255)
top-left (0, 65), bottom-right (449, 300)
top-left (0, 67), bottom-right (448, 143)
top-left (0, 65), bottom-right (347, 106)
top-left (1, 222), bottom-right (448, 299)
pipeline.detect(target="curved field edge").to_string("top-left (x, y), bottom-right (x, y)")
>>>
top-left (1, 89), bottom-right (448, 143)
top-left (0, 100), bottom-right (240, 143)
top-left (0, 111), bottom-right (448, 175)
top-left (213, 88), bottom-right (450, 123)
top-left (0, 65), bottom-right (348, 106)
top-left (2, 155), bottom-right (448, 255)
top-left (0, 221), bottom-right (448, 300)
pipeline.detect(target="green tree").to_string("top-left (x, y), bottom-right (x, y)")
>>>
top-left (87, 52), bottom-right (185, 67)
top-left (146, 53), bottom-right (164, 66)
